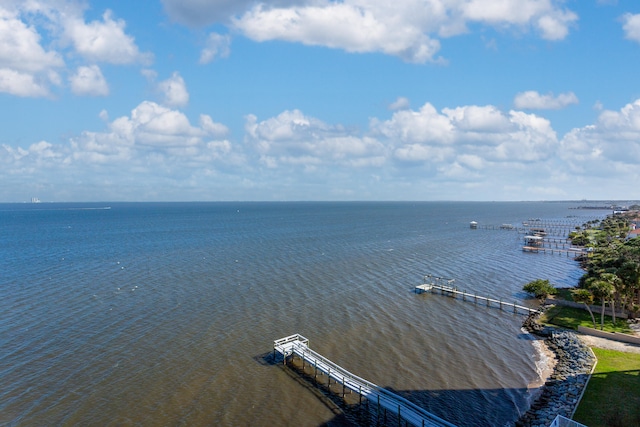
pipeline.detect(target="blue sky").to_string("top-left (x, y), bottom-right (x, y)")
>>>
top-left (1, 0), bottom-right (640, 202)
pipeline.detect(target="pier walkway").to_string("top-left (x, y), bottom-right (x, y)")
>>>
top-left (415, 281), bottom-right (540, 315)
top-left (522, 246), bottom-right (585, 257)
top-left (273, 334), bottom-right (457, 427)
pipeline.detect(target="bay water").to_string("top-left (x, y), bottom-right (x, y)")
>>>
top-left (0, 202), bottom-right (602, 426)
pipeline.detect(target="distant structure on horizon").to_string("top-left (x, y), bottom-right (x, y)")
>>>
top-left (31, 197), bottom-right (41, 203)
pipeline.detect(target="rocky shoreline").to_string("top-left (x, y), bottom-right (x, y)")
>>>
top-left (516, 312), bottom-right (596, 427)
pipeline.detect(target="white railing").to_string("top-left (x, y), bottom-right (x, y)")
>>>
top-left (274, 335), bottom-right (457, 427)
top-left (549, 415), bottom-right (587, 427)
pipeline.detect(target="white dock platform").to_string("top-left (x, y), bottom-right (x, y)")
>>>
top-left (273, 334), bottom-right (457, 427)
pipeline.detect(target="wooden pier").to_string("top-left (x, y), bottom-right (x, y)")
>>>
top-left (414, 282), bottom-right (540, 315)
top-left (522, 246), bottom-right (585, 257)
top-left (273, 334), bottom-right (457, 427)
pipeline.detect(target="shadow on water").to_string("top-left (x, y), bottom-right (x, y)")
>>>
top-left (257, 351), bottom-right (356, 425)
top-left (256, 352), bottom-right (596, 427)
top-left (262, 352), bottom-right (546, 427)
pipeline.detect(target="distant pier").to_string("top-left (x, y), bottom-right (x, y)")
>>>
top-left (521, 246), bottom-right (585, 257)
top-left (470, 216), bottom-right (602, 239)
top-left (273, 334), bottom-right (457, 427)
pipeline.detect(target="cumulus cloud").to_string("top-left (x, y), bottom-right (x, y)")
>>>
top-left (60, 101), bottom-right (239, 174)
top-left (388, 97), bottom-right (410, 111)
top-left (61, 9), bottom-right (152, 65)
top-left (622, 13), bottom-right (640, 43)
top-left (0, 100), bottom-right (236, 178)
top-left (461, 0), bottom-right (578, 40)
top-left (5, 96), bottom-right (640, 201)
top-left (561, 99), bottom-right (640, 174)
top-left (0, 68), bottom-right (54, 97)
top-left (0, 100), bottom-right (242, 200)
top-left (245, 109), bottom-right (387, 169)
top-left (244, 101), bottom-right (559, 178)
top-left (0, 2), bottom-right (150, 97)
top-left (160, 0), bottom-right (581, 63)
top-left (0, 7), bottom-right (64, 72)
top-left (513, 91), bottom-right (579, 110)
top-left (371, 103), bottom-right (454, 145)
top-left (233, 3), bottom-right (443, 63)
top-left (200, 33), bottom-right (231, 63)
top-left (372, 102), bottom-right (557, 163)
top-left (0, 5), bottom-right (64, 96)
top-left (157, 72), bottom-right (189, 108)
top-left (163, 0), bottom-right (579, 63)
top-left (69, 65), bottom-right (109, 96)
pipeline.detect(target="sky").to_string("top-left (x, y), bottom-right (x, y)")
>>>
top-left (1, 0), bottom-right (640, 202)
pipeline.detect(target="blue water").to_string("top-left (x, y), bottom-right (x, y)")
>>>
top-left (0, 202), bottom-right (603, 426)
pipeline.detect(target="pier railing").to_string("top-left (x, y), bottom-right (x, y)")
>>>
top-left (274, 334), bottom-right (457, 427)
top-left (415, 282), bottom-right (540, 315)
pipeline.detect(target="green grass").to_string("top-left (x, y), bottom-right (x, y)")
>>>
top-left (541, 305), bottom-right (632, 334)
top-left (573, 348), bottom-right (640, 427)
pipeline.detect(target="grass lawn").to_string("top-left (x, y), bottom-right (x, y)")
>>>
top-left (541, 305), bottom-right (632, 334)
top-left (573, 348), bottom-right (640, 427)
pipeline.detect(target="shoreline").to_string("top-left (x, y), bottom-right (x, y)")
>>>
top-left (516, 312), bottom-right (596, 427)
top-left (528, 337), bottom-right (557, 390)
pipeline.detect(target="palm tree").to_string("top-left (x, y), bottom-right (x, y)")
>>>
top-left (600, 273), bottom-right (622, 325)
top-left (572, 288), bottom-right (597, 329)
top-left (589, 279), bottom-right (616, 330)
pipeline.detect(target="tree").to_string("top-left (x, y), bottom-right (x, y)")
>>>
top-left (572, 288), bottom-right (597, 329)
top-left (523, 279), bottom-right (557, 302)
top-left (588, 279), bottom-right (616, 330)
top-left (599, 272), bottom-right (622, 324)
top-left (616, 260), bottom-right (640, 312)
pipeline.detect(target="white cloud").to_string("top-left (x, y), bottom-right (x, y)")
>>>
top-left (233, 3), bottom-right (442, 63)
top-left (0, 3), bottom-right (151, 98)
top-left (0, 68), bottom-right (52, 97)
top-left (245, 109), bottom-right (387, 168)
top-left (561, 99), bottom-right (640, 173)
top-left (372, 102), bottom-right (557, 163)
top-left (622, 13), bottom-right (640, 43)
top-left (513, 91), bottom-right (579, 110)
top-left (461, 0), bottom-right (578, 40)
top-left (443, 105), bottom-right (511, 132)
top-left (388, 97), bottom-right (410, 111)
top-left (5, 97), bottom-right (640, 201)
top-left (200, 114), bottom-right (229, 138)
top-left (371, 102), bottom-right (455, 145)
top-left (245, 102), bottom-right (559, 177)
top-left (165, 0), bottom-right (581, 63)
top-left (157, 72), bottom-right (189, 108)
top-left (61, 10), bottom-right (152, 65)
top-left (69, 65), bottom-right (109, 96)
top-left (0, 7), bottom-right (64, 72)
top-left (200, 33), bottom-right (231, 63)
top-left (0, 6), bottom-right (64, 96)
top-left (67, 101), bottom-right (239, 169)
top-left (535, 11), bottom-right (576, 40)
